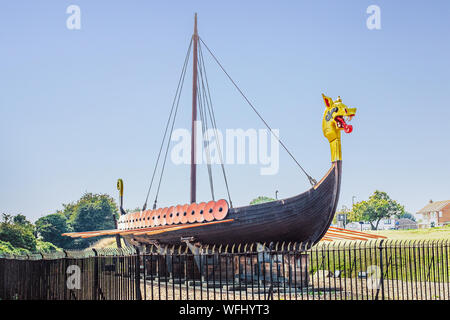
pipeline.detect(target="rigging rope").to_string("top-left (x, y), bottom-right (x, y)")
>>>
top-left (198, 41), bottom-right (233, 206)
top-left (199, 37), bottom-right (317, 187)
top-left (197, 71), bottom-right (215, 200)
top-left (142, 38), bottom-right (193, 211)
top-left (152, 43), bottom-right (192, 209)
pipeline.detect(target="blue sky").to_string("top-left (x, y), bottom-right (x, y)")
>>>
top-left (1, 1), bottom-right (449, 222)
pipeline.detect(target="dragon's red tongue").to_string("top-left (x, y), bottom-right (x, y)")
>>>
top-left (336, 116), bottom-right (353, 133)
top-left (344, 124), bottom-right (353, 133)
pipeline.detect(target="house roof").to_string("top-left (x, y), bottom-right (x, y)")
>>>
top-left (397, 218), bottom-right (417, 226)
top-left (417, 200), bottom-right (450, 213)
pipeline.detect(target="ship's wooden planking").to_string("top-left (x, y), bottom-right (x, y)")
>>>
top-left (123, 161), bottom-right (341, 246)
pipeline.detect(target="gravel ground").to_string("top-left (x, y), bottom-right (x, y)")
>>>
top-left (140, 277), bottom-right (449, 300)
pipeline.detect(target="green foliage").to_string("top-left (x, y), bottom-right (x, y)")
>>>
top-left (0, 213), bottom-right (62, 254)
top-left (398, 212), bottom-right (416, 221)
top-left (0, 239), bottom-right (59, 255)
top-left (36, 239), bottom-right (60, 253)
top-left (250, 196), bottom-right (275, 205)
top-left (1, 193), bottom-right (119, 252)
top-left (0, 240), bottom-right (30, 255)
top-left (0, 214), bottom-right (37, 251)
top-left (47, 193), bottom-right (119, 249)
top-left (69, 193), bottom-right (118, 231)
top-left (35, 213), bottom-right (71, 248)
top-left (349, 190), bottom-right (405, 230)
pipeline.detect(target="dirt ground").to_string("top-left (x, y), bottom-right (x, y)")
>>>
top-left (140, 277), bottom-right (449, 300)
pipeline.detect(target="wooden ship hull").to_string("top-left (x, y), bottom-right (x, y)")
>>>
top-left (123, 161), bottom-right (341, 246)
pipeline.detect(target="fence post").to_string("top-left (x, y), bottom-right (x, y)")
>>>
top-left (135, 246), bottom-right (142, 300)
top-left (378, 240), bottom-right (385, 300)
top-left (62, 250), bottom-right (67, 300)
top-left (92, 248), bottom-right (99, 300)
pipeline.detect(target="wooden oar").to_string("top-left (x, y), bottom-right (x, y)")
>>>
top-left (328, 226), bottom-right (387, 239)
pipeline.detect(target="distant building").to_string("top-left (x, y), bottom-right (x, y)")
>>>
top-left (344, 222), bottom-right (371, 231)
top-left (395, 218), bottom-right (418, 230)
top-left (337, 218), bottom-right (417, 231)
top-left (417, 200), bottom-right (450, 228)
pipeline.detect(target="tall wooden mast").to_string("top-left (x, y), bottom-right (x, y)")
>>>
top-left (190, 13), bottom-right (198, 203)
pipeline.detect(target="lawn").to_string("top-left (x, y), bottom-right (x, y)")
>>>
top-left (365, 225), bottom-right (450, 240)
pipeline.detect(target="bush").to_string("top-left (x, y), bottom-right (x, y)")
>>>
top-left (0, 240), bottom-right (30, 255)
top-left (250, 196), bottom-right (275, 205)
top-left (36, 240), bottom-right (60, 253)
top-left (35, 213), bottom-right (71, 248)
top-left (0, 216), bottom-right (36, 251)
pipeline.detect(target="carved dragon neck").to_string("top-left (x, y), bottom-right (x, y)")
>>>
top-left (321, 94), bottom-right (357, 162)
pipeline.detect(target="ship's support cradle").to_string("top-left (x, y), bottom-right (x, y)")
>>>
top-left (137, 241), bottom-right (309, 287)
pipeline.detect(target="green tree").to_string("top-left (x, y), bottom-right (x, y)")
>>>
top-left (69, 193), bottom-right (118, 232)
top-left (61, 193), bottom-right (119, 248)
top-left (35, 239), bottom-right (60, 253)
top-left (0, 240), bottom-right (31, 255)
top-left (250, 196), bottom-right (275, 205)
top-left (0, 214), bottom-right (37, 251)
top-left (13, 214), bottom-right (33, 228)
top-left (32, 193), bottom-right (119, 250)
top-left (398, 212), bottom-right (416, 221)
top-left (349, 190), bottom-right (405, 230)
top-left (35, 213), bottom-right (71, 248)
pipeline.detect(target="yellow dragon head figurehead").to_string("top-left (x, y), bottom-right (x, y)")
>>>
top-left (321, 94), bottom-right (357, 162)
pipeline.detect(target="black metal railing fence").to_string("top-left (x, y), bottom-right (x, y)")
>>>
top-left (0, 247), bottom-right (139, 300)
top-left (0, 239), bottom-right (448, 300)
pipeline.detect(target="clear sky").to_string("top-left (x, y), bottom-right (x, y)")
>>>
top-left (1, 1), bottom-right (449, 222)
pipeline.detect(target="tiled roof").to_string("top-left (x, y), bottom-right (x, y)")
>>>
top-left (417, 200), bottom-right (450, 213)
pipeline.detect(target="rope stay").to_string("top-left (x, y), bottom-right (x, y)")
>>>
top-left (142, 38), bottom-right (193, 211)
top-left (199, 37), bottom-right (317, 187)
top-left (152, 40), bottom-right (193, 209)
top-left (198, 41), bottom-right (233, 206)
top-left (197, 70), bottom-right (215, 201)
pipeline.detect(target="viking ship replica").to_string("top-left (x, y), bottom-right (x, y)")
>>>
top-left (63, 14), bottom-right (376, 247)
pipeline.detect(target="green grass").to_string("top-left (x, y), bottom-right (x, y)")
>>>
top-left (309, 242), bottom-right (449, 282)
top-left (364, 225), bottom-right (450, 240)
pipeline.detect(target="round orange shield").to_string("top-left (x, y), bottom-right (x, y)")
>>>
top-left (195, 202), bottom-right (206, 223)
top-left (160, 207), bottom-right (168, 226)
top-left (187, 203), bottom-right (198, 223)
top-left (150, 210), bottom-right (158, 227)
top-left (134, 211), bottom-right (141, 229)
top-left (136, 211), bottom-right (144, 229)
top-left (124, 214), bottom-right (129, 230)
top-left (140, 211), bottom-right (147, 228)
top-left (127, 212), bottom-right (133, 229)
top-left (180, 204), bottom-right (189, 224)
top-left (147, 210), bottom-right (154, 227)
top-left (166, 206), bottom-right (174, 225)
top-left (135, 211), bottom-right (142, 228)
top-left (173, 205), bottom-right (182, 224)
top-left (143, 210), bottom-right (152, 228)
top-left (130, 212), bottom-right (136, 229)
top-left (203, 201), bottom-right (216, 222)
top-left (154, 208), bottom-right (162, 227)
top-left (118, 215), bottom-right (124, 230)
top-left (213, 199), bottom-right (229, 221)
top-left (131, 212), bottom-right (136, 229)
